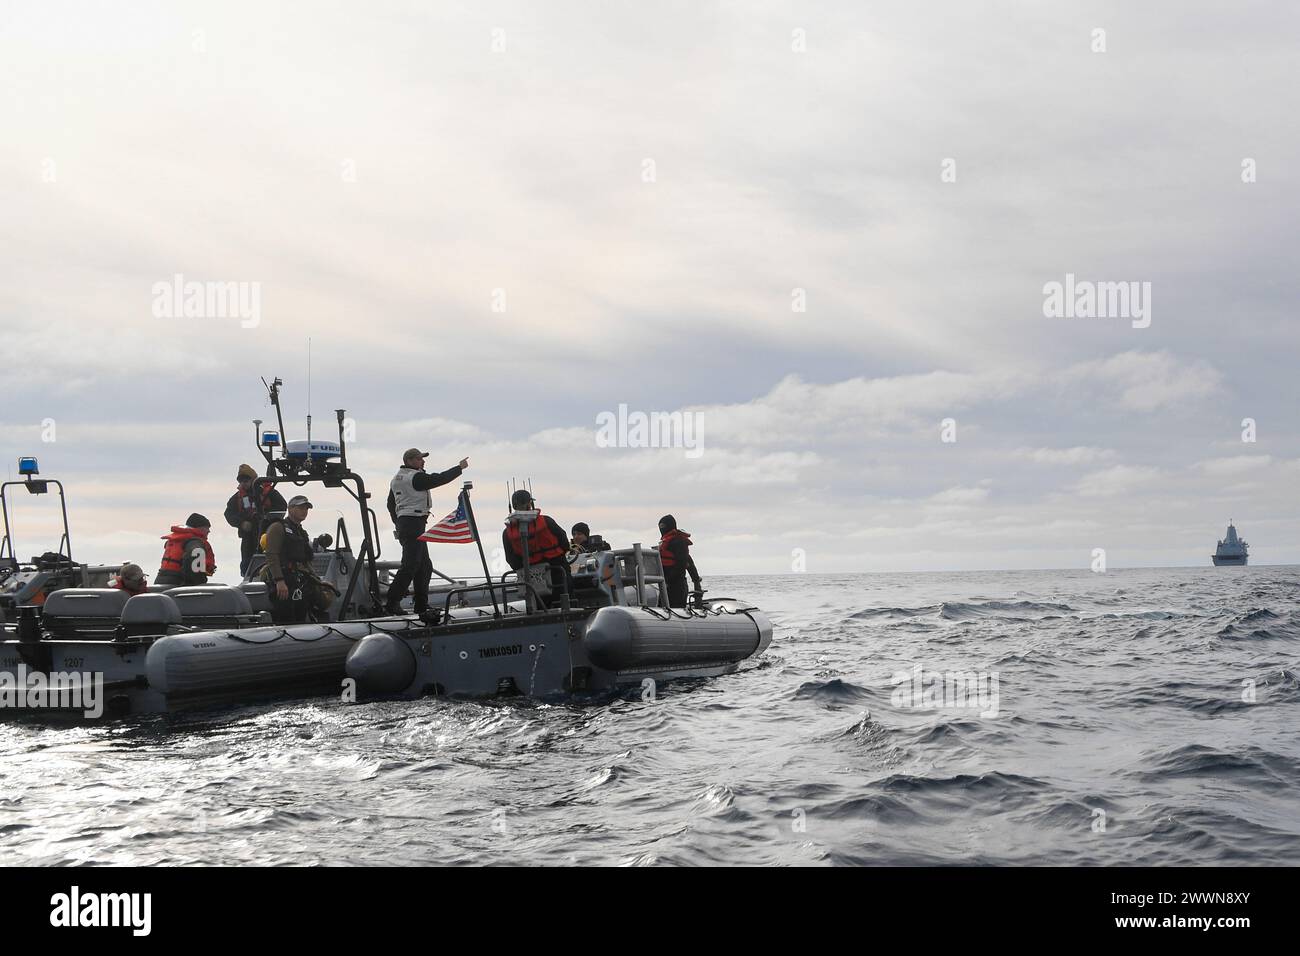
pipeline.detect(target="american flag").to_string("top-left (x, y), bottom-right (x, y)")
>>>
top-left (419, 497), bottom-right (476, 544)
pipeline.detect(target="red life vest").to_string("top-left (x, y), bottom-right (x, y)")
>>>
top-left (659, 529), bottom-right (692, 568)
top-left (505, 515), bottom-right (566, 564)
top-left (159, 526), bottom-right (216, 576)
top-left (112, 578), bottom-right (149, 597)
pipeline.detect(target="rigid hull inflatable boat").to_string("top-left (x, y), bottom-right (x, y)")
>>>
top-left (1, 382), bottom-right (416, 717)
top-left (1, 582), bottom-right (411, 717)
top-left (345, 543), bottom-right (772, 701)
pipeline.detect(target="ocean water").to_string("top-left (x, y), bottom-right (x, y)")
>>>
top-left (3, 567), bottom-right (1299, 866)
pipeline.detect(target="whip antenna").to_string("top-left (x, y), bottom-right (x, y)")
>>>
top-left (306, 339), bottom-right (313, 463)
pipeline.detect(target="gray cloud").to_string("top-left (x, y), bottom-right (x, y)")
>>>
top-left (1, 1), bottom-right (1296, 572)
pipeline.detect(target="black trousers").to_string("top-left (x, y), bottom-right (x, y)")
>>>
top-left (545, 558), bottom-right (573, 604)
top-left (268, 569), bottom-right (332, 624)
top-left (665, 569), bottom-right (691, 608)
top-left (389, 515), bottom-right (432, 612)
top-left (239, 533), bottom-right (258, 576)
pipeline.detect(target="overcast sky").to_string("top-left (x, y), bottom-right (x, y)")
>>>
top-left (1, 1), bottom-right (1297, 576)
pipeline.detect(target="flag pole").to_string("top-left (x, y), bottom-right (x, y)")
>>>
top-left (460, 481), bottom-right (500, 618)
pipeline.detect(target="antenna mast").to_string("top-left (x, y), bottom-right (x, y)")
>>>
top-left (306, 338), bottom-right (313, 466)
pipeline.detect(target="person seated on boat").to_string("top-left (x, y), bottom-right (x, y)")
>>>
top-left (385, 447), bottom-right (469, 616)
top-left (224, 464), bottom-right (288, 576)
top-left (111, 562), bottom-right (149, 597)
top-left (503, 489), bottom-right (573, 603)
top-left (259, 495), bottom-right (337, 624)
top-left (570, 522), bottom-right (611, 553)
top-left (155, 514), bottom-right (216, 586)
top-left (658, 514), bottom-right (702, 609)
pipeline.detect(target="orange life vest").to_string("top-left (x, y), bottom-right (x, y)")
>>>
top-left (506, 515), bottom-right (566, 564)
top-left (659, 529), bottom-right (692, 569)
top-left (159, 526), bottom-right (216, 576)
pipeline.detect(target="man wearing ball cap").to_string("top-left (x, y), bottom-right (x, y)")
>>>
top-left (260, 494), bottom-right (336, 623)
top-left (385, 447), bottom-right (469, 616)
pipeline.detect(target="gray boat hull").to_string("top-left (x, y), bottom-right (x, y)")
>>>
top-left (345, 600), bottom-right (773, 700)
top-left (1, 637), bottom-right (157, 718)
top-left (1, 617), bottom-right (427, 717)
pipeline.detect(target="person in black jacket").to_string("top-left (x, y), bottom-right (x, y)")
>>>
top-left (224, 464), bottom-right (287, 575)
top-left (385, 448), bottom-right (469, 616)
top-left (657, 514), bottom-right (702, 608)
top-left (503, 489), bottom-right (572, 602)
top-left (570, 522), bottom-right (611, 553)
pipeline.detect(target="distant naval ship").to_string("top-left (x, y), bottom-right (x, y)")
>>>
top-left (1212, 522), bottom-right (1248, 566)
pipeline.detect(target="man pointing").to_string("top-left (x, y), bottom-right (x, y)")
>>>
top-left (385, 448), bottom-right (469, 616)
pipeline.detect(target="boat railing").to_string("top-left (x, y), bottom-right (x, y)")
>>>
top-left (627, 543), bottom-right (669, 608)
top-left (442, 577), bottom-right (548, 618)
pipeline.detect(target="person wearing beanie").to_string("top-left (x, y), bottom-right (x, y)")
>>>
top-left (657, 514), bottom-right (702, 608)
top-left (570, 521), bottom-right (611, 553)
top-left (224, 464), bottom-right (288, 575)
top-left (155, 513), bottom-right (216, 586)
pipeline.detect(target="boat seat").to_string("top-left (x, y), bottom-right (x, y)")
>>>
top-left (118, 592), bottom-right (184, 638)
top-left (166, 585), bottom-right (263, 629)
top-left (239, 582), bottom-right (273, 613)
top-left (41, 588), bottom-right (130, 640)
top-left (622, 584), bottom-right (660, 607)
top-left (526, 564), bottom-right (554, 599)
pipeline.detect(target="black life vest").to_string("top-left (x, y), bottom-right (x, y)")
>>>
top-left (272, 520), bottom-right (315, 570)
top-left (659, 529), bottom-right (691, 569)
top-left (506, 515), bottom-right (566, 563)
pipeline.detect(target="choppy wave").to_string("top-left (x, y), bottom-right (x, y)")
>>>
top-left (1216, 608), bottom-right (1300, 640)
top-left (850, 599), bottom-right (1074, 623)
top-left (848, 605), bottom-right (939, 620)
top-left (939, 600), bottom-right (1074, 621)
top-left (1131, 744), bottom-right (1300, 788)
top-left (794, 678), bottom-right (877, 707)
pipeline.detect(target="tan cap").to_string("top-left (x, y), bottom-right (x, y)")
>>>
top-left (402, 448), bottom-right (429, 463)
